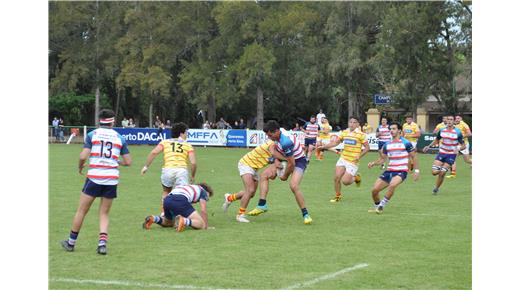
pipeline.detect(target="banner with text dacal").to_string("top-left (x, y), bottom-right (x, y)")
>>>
top-left (114, 128), bottom-right (171, 145)
top-left (187, 129), bottom-right (228, 146)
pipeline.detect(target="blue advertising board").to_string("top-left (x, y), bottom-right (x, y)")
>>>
top-left (113, 128), bottom-right (171, 145)
top-left (373, 94), bottom-right (391, 105)
top-left (226, 130), bottom-right (247, 147)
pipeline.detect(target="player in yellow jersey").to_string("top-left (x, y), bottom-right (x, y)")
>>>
top-left (433, 116), bottom-right (447, 134)
top-left (315, 117), bottom-right (339, 160)
top-left (402, 115), bottom-right (421, 171)
top-left (222, 140), bottom-right (285, 222)
top-left (318, 116), bottom-right (369, 202)
top-left (447, 114), bottom-right (472, 178)
top-left (141, 122), bottom-right (196, 215)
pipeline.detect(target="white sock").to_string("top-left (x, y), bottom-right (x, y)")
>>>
top-left (380, 197), bottom-right (389, 207)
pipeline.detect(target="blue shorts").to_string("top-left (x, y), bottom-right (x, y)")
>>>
top-left (295, 157), bottom-right (308, 172)
top-left (304, 138), bottom-right (317, 146)
top-left (82, 178), bottom-right (117, 198)
top-left (378, 141), bottom-right (388, 150)
top-left (163, 194), bottom-right (195, 220)
top-left (379, 171), bottom-right (408, 183)
top-left (435, 153), bottom-right (457, 165)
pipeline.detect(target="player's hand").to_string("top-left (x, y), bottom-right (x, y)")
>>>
top-left (280, 174), bottom-right (288, 181)
top-left (368, 162), bottom-right (374, 169)
top-left (141, 166), bottom-right (148, 176)
top-left (79, 165), bottom-right (84, 175)
top-left (189, 176), bottom-right (195, 183)
top-left (422, 146), bottom-right (429, 153)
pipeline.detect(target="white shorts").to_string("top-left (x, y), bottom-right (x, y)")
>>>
top-left (319, 138), bottom-right (331, 145)
top-left (238, 162), bottom-right (259, 181)
top-left (411, 141), bottom-right (417, 148)
top-left (336, 158), bottom-right (359, 176)
top-left (457, 145), bottom-right (470, 155)
top-left (161, 168), bottom-right (189, 188)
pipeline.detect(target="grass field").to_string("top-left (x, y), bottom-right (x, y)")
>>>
top-left (49, 144), bottom-right (471, 289)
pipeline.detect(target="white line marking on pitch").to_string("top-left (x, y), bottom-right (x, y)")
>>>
top-left (50, 277), bottom-right (249, 290)
top-left (280, 263), bottom-right (369, 290)
top-left (398, 212), bottom-right (471, 218)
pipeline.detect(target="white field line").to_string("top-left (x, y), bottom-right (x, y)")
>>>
top-left (397, 212), bottom-right (471, 218)
top-left (50, 277), bottom-right (249, 290)
top-left (280, 263), bottom-right (369, 290)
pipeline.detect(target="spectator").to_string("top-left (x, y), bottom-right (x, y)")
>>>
top-left (165, 119), bottom-right (172, 128)
top-left (216, 117), bottom-right (227, 129)
top-left (292, 123), bottom-right (301, 131)
top-left (128, 118), bottom-right (136, 128)
top-left (317, 109), bottom-right (326, 125)
top-left (238, 118), bottom-right (246, 129)
top-left (210, 122), bottom-right (217, 129)
top-left (58, 118), bottom-right (65, 142)
top-left (233, 121), bottom-right (239, 129)
top-left (52, 117), bottom-right (60, 141)
top-left (203, 121), bottom-right (210, 129)
top-left (154, 115), bottom-right (162, 128)
top-left (121, 117), bottom-right (129, 128)
top-left (362, 122), bottom-right (373, 133)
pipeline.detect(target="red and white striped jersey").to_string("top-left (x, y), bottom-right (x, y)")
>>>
top-left (170, 184), bottom-right (209, 203)
top-left (437, 128), bottom-right (464, 154)
top-left (377, 125), bottom-right (392, 142)
top-left (303, 122), bottom-right (319, 139)
top-left (85, 127), bottom-right (129, 185)
top-left (382, 137), bottom-right (414, 172)
top-left (275, 133), bottom-right (305, 160)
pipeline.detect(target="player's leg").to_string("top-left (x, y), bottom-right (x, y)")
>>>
top-left (316, 139), bottom-right (323, 159)
top-left (377, 174), bottom-right (405, 213)
top-left (160, 168), bottom-right (175, 215)
top-left (235, 174), bottom-right (257, 222)
top-left (368, 176), bottom-right (389, 213)
top-left (248, 164), bottom-right (276, 216)
top-left (182, 210), bottom-right (205, 230)
top-left (288, 159), bottom-right (312, 224)
top-left (435, 163), bottom-right (450, 191)
top-left (97, 196), bottom-right (114, 255)
top-left (172, 196), bottom-right (198, 232)
top-left (307, 141), bottom-right (316, 161)
top-left (143, 194), bottom-right (175, 229)
top-left (331, 165), bottom-right (346, 202)
top-left (62, 191), bottom-right (96, 251)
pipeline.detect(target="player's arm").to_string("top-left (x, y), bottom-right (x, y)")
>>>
top-left (319, 136), bottom-right (341, 150)
top-left (359, 141), bottom-right (370, 159)
top-left (268, 143), bottom-right (286, 161)
top-left (120, 153), bottom-right (132, 167)
top-left (375, 127), bottom-right (381, 138)
top-left (368, 152), bottom-right (387, 168)
top-left (188, 150), bottom-right (197, 183)
top-left (280, 155), bottom-right (295, 181)
top-left (141, 144), bottom-right (163, 175)
top-left (78, 148), bottom-right (91, 175)
top-left (199, 199), bottom-right (208, 229)
top-left (413, 127), bottom-right (421, 138)
top-left (464, 126), bottom-right (472, 137)
top-left (423, 131), bottom-right (441, 153)
top-left (457, 132), bottom-right (467, 151)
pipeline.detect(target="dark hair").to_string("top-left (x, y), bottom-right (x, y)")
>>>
top-left (310, 115), bottom-right (316, 118)
top-left (405, 115), bottom-right (413, 119)
top-left (263, 120), bottom-right (280, 133)
top-left (381, 117), bottom-right (388, 121)
top-left (198, 182), bottom-right (213, 197)
top-left (99, 109), bottom-right (115, 119)
top-left (349, 116), bottom-right (359, 122)
top-left (390, 122), bottom-right (402, 131)
top-left (171, 122), bottom-right (188, 138)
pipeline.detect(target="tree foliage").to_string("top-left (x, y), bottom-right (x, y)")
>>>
top-left (49, 1), bottom-right (471, 128)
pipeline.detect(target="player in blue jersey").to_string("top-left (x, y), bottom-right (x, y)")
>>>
top-left (367, 122), bottom-right (419, 214)
top-left (61, 109), bottom-right (132, 255)
top-left (248, 120), bottom-right (313, 225)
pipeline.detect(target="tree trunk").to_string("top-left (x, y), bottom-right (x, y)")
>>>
top-left (115, 89), bottom-right (120, 121)
top-left (208, 95), bottom-right (216, 123)
top-left (256, 86), bottom-right (264, 130)
top-left (347, 91), bottom-right (354, 120)
top-left (149, 102), bottom-right (153, 128)
top-left (95, 85), bottom-right (100, 126)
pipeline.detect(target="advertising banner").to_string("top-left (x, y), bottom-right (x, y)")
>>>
top-left (114, 128), bottom-right (170, 145)
top-left (226, 130), bottom-right (248, 147)
top-left (187, 129), bottom-right (228, 146)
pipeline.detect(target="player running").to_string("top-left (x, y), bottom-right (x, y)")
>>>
top-left (61, 109), bottom-right (132, 255)
top-left (141, 122), bottom-right (196, 215)
top-left (302, 115), bottom-right (319, 162)
top-left (376, 117), bottom-right (392, 169)
top-left (447, 114), bottom-right (472, 178)
top-left (422, 115), bottom-right (466, 195)
top-left (221, 139), bottom-right (285, 223)
top-left (402, 115), bottom-right (421, 171)
top-left (433, 116), bottom-right (447, 134)
top-left (367, 122), bottom-right (419, 214)
top-left (248, 120), bottom-right (313, 225)
top-left (143, 183), bottom-right (214, 231)
top-left (318, 116), bottom-right (369, 203)
top-left (315, 117), bottom-right (338, 160)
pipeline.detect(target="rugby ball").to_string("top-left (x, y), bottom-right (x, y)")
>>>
top-left (277, 161), bottom-right (288, 177)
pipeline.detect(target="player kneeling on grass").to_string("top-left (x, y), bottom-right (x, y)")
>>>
top-left (143, 183), bottom-right (213, 231)
top-left (61, 109), bottom-right (132, 255)
top-left (367, 122), bottom-right (419, 214)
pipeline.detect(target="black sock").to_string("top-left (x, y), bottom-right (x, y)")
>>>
top-left (301, 208), bottom-right (308, 217)
top-left (258, 199), bottom-right (266, 206)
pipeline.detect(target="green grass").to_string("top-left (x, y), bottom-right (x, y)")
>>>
top-left (49, 144), bottom-right (471, 289)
